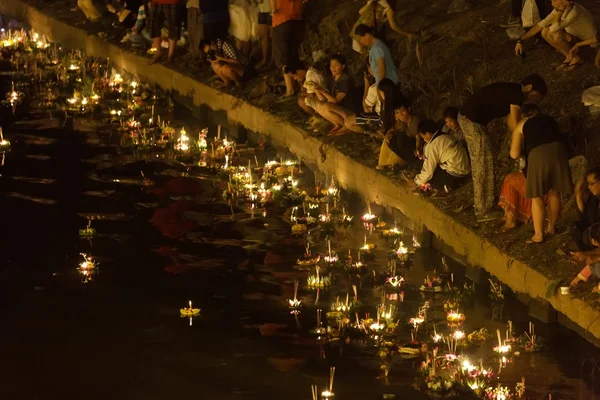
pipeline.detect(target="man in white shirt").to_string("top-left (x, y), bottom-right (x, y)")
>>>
top-left (412, 120), bottom-right (470, 192)
top-left (515, 0), bottom-right (597, 71)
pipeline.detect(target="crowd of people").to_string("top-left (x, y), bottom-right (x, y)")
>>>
top-left (70, 0), bottom-right (600, 292)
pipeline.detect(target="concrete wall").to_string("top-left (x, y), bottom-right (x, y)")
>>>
top-left (5, 0), bottom-right (600, 345)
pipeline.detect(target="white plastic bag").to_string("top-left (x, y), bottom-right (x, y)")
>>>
top-left (521, 0), bottom-right (541, 28)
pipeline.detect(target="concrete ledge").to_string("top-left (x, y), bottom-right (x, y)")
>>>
top-left (5, 0), bottom-right (600, 344)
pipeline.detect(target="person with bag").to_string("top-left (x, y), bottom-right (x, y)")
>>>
top-left (514, 0), bottom-right (597, 71)
top-left (458, 74), bottom-right (547, 218)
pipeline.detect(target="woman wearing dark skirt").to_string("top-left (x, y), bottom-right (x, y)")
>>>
top-left (510, 106), bottom-right (573, 243)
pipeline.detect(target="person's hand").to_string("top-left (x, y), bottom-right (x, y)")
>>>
top-left (570, 276), bottom-right (581, 288)
top-left (384, 132), bottom-right (393, 143)
top-left (106, 4), bottom-right (116, 13)
top-left (571, 251), bottom-right (586, 264)
top-left (575, 179), bottom-right (586, 198)
top-left (569, 45), bottom-right (580, 58)
top-left (515, 42), bottom-right (524, 56)
top-left (407, 180), bottom-right (417, 190)
top-left (415, 148), bottom-right (423, 159)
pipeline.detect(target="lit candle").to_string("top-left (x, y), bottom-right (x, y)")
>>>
top-left (328, 239), bottom-right (331, 258)
top-left (217, 125), bottom-right (221, 139)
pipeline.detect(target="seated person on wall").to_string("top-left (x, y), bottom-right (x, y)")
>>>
top-left (441, 106), bottom-right (464, 143)
top-left (515, 0), bottom-right (597, 71)
top-left (284, 61), bottom-right (328, 117)
top-left (303, 54), bottom-right (362, 135)
top-left (408, 119), bottom-right (470, 193)
top-left (106, 0), bottom-right (141, 29)
top-left (201, 39), bottom-right (251, 88)
top-left (571, 166), bottom-right (600, 251)
top-left (377, 99), bottom-right (423, 170)
top-left (570, 223), bottom-right (600, 292)
top-left (122, 1), bottom-right (152, 46)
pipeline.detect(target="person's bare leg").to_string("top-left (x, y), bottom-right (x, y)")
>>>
top-left (501, 211), bottom-right (517, 231)
top-left (298, 96), bottom-right (316, 116)
top-left (167, 39), bottom-right (177, 61)
top-left (343, 114), bottom-right (365, 134)
top-left (256, 24), bottom-right (270, 68)
top-left (149, 37), bottom-right (163, 64)
top-left (283, 68), bottom-right (295, 97)
top-left (213, 65), bottom-right (231, 87)
top-left (542, 28), bottom-right (577, 66)
top-left (530, 197), bottom-right (545, 243)
top-left (546, 189), bottom-right (561, 235)
top-left (313, 102), bottom-right (346, 126)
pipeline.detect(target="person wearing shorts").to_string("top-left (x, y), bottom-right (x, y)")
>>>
top-left (271, 0), bottom-right (307, 97)
top-left (256, 0), bottom-right (273, 69)
top-left (200, 0), bottom-right (230, 42)
top-left (148, 0), bottom-right (182, 64)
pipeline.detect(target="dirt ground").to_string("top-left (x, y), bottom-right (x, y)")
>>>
top-left (20, 0), bottom-right (600, 305)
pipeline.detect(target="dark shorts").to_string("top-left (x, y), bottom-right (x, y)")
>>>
top-left (272, 19), bottom-right (304, 69)
top-left (203, 21), bottom-right (230, 42)
top-left (147, 3), bottom-right (182, 40)
top-left (258, 12), bottom-right (272, 26)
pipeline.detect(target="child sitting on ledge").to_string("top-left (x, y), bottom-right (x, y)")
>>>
top-left (570, 223), bottom-right (600, 291)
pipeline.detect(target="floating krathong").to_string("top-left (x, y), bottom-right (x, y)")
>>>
top-left (395, 241), bottom-right (409, 261)
top-left (78, 253), bottom-right (96, 282)
top-left (307, 267), bottom-right (331, 289)
top-left (78, 219), bottom-right (96, 237)
top-left (321, 367), bottom-right (335, 399)
top-left (446, 311), bottom-right (465, 323)
top-left (180, 300), bottom-right (201, 317)
top-left (287, 280), bottom-right (302, 310)
top-left (386, 275), bottom-right (404, 288)
top-left (291, 223), bottom-right (307, 235)
top-left (175, 128), bottom-right (190, 151)
top-left (0, 127), bottom-right (10, 150)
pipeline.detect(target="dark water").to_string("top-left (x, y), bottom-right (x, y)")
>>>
top-left (0, 83), bottom-right (599, 400)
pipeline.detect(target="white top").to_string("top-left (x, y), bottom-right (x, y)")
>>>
top-left (364, 83), bottom-right (381, 114)
top-left (257, 0), bottom-right (271, 13)
top-left (414, 131), bottom-right (470, 186)
top-left (538, 3), bottom-right (597, 41)
top-left (186, 0), bottom-right (199, 8)
top-left (303, 67), bottom-right (327, 93)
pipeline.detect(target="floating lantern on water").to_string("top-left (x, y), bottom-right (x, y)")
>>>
top-left (320, 367), bottom-right (335, 399)
top-left (386, 275), bottom-right (404, 288)
top-left (409, 316), bottom-right (425, 329)
top-left (79, 219), bottom-right (96, 237)
top-left (395, 241), bottom-right (409, 261)
top-left (287, 280), bottom-right (302, 311)
top-left (310, 309), bottom-right (327, 336)
top-left (446, 311), bottom-right (465, 323)
top-left (175, 128), bottom-right (189, 151)
top-left (486, 385), bottom-right (512, 400)
top-left (0, 127), bottom-right (10, 150)
top-left (307, 266), bottom-right (331, 289)
top-left (78, 253), bottom-right (96, 282)
top-left (179, 300), bottom-right (201, 317)
top-left (68, 64), bottom-right (79, 71)
top-left (453, 330), bottom-right (465, 340)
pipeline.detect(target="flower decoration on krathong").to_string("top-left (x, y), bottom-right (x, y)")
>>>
top-left (287, 280), bottom-right (302, 311)
top-left (446, 311), bottom-right (465, 323)
top-left (78, 253), bottom-right (97, 283)
top-left (198, 128), bottom-right (208, 150)
top-left (180, 300), bottom-right (201, 317)
top-left (518, 322), bottom-right (543, 352)
top-left (307, 266), bottom-right (331, 290)
top-left (386, 275), bottom-right (404, 288)
top-left (382, 227), bottom-right (402, 239)
top-left (291, 223), bottom-right (307, 235)
top-left (395, 241), bottom-right (409, 261)
top-left (79, 219), bottom-right (96, 238)
top-left (175, 127), bottom-right (190, 151)
top-left (485, 385), bottom-right (513, 400)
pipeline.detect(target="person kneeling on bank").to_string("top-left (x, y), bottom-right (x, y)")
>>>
top-left (570, 223), bottom-right (600, 292)
top-left (410, 119), bottom-right (470, 193)
top-left (202, 39), bottom-right (251, 88)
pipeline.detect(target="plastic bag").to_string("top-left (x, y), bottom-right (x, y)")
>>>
top-left (521, 0), bottom-right (541, 28)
